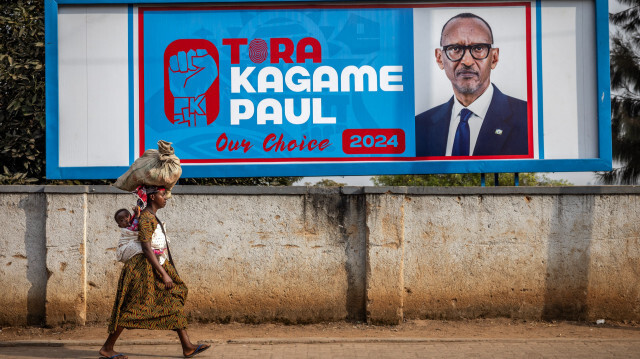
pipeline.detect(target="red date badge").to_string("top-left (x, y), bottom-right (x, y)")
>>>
top-left (342, 129), bottom-right (405, 155)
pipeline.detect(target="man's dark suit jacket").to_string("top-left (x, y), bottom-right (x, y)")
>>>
top-left (414, 85), bottom-right (528, 157)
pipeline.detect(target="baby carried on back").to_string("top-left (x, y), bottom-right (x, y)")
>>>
top-left (114, 207), bottom-right (168, 264)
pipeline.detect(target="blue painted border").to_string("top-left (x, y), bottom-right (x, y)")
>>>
top-left (45, 0), bottom-right (613, 179)
top-left (595, 0), bottom-right (612, 161)
top-left (55, 159), bottom-right (611, 179)
top-left (45, 0), bottom-right (61, 179)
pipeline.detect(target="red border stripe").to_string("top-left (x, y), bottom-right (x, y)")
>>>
top-left (138, 8), bottom-right (146, 157)
top-left (525, 4), bottom-right (534, 157)
top-left (182, 153), bottom-right (534, 163)
top-left (142, 2), bottom-right (531, 12)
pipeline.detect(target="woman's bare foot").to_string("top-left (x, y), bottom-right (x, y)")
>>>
top-left (100, 326), bottom-right (126, 358)
top-left (183, 343), bottom-right (211, 358)
top-left (99, 346), bottom-right (128, 359)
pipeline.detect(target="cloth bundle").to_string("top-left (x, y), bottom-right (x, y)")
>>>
top-left (113, 140), bottom-right (182, 198)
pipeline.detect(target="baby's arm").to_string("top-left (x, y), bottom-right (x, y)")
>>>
top-left (132, 206), bottom-right (141, 219)
top-left (127, 206), bottom-right (141, 231)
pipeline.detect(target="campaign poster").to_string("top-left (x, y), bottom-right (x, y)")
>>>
top-left (138, 3), bottom-right (532, 165)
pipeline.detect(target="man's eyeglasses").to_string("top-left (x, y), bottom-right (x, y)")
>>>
top-left (442, 43), bottom-right (493, 61)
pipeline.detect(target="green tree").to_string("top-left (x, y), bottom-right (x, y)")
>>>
top-left (181, 177), bottom-right (300, 186)
top-left (600, 0), bottom-right (640, 184)
top-left (372, 173), bottom-right (570, 187)
top-left (303, 178), bottom-right (347, 186)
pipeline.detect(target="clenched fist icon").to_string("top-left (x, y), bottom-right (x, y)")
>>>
top-left (164, 39), bottom-right (220, 126)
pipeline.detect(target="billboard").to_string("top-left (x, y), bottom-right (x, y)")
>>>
top-left (46, 0), bottom-right (611, 179)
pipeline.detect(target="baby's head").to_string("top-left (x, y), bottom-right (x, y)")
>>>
top-left (114, 208), bottom-right (132, 228)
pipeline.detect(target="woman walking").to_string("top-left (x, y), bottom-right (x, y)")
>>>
top-left (100, 186), bottom-right (210, 359)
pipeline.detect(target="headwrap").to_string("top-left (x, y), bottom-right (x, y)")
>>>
top-left (133, 185), bottom-right (165, 209)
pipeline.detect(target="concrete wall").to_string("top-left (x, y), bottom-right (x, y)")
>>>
top-left (1, 185), bottom-right (640, 326)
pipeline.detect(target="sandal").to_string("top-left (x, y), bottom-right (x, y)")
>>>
top-left (184, 343), bottom-right (211, 358)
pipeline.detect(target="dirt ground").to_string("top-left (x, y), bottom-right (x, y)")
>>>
top-left (2, 318), bottom-right (640, 342)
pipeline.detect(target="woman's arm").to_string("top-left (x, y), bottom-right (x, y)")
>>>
top-left (138, 210), bottom-right (173, 289)
top-left (140, 241), bottom-right (174, 289)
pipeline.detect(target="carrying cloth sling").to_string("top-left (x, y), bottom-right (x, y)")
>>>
top-left (116, 228), bottom-right (143, 263)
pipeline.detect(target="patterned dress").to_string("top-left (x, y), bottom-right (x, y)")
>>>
top-left (108, 210), bottom-right (188, 333)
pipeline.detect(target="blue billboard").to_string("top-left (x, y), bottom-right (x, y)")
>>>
top-left (46, 0), bottom-right (611, 179)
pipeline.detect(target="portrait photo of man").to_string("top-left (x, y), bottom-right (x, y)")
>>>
top-left (414, 11), bottom-right (530, 158)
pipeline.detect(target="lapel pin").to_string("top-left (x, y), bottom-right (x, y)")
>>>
top-left (495, 129), bottom-right (503, 135)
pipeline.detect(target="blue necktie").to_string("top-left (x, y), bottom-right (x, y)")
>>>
top-left (452, 108), bottom-right (473, 156)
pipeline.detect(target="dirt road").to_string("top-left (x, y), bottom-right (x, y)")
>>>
top-left (1, 319), bottom-right (640, 358)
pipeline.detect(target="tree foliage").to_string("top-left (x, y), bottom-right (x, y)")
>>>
top-left (600, 0), bottom-right (640, 184)
top-left (372, 173), bottom-right (571, 187)
top-left (181, 177), bottom-right (300, 186)
top-left (303, 178), bottom-right (347, 186)
top-left (0, 0), bottom-right (45, 184)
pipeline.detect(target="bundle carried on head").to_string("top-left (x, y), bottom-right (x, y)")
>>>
top-left (113, 140), bottom-right (182, 198)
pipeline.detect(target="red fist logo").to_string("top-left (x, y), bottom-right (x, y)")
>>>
top-left (164, 39), bottom-right (220, 126)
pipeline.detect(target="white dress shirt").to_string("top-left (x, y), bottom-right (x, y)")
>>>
top-left (445, 84), bottom-right (494, 156)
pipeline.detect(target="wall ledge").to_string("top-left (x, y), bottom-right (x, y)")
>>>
top-left (1, 185), bottom-right (640, 196)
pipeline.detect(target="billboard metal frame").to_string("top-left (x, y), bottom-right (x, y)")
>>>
top-left (45, 0), bottom-right (612, 179)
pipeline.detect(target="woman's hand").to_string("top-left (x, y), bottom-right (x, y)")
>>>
top-left (162, 273), bottom-right (174, 289)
